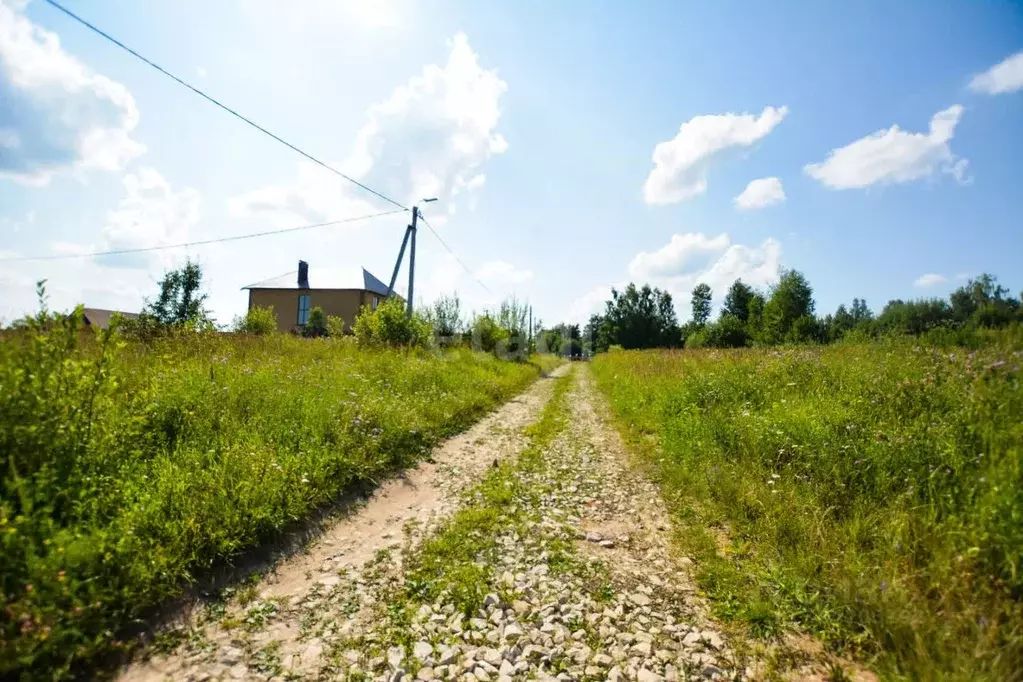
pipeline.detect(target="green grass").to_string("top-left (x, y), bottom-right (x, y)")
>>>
top-left (591, 337), bottom-right (1023, 681)
top-left (0, 312), bottom-right (557, 678)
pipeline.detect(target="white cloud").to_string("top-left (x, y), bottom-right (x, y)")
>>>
top-left (476, 260), bottom-right (533, 285)
top-left (101, 168), bottom-right (203, 266)
top-left (642, 106), bottom-right (788, 205)
top-left (969, 51), bottom-right (1023, 95)
top-left (567, 233), bottom-right (783, 323)
top-left (913, 273), bottom-right (947, 288)
top-left (628, 233), bottom-right (730, 280)
top-left (804, 105), bottom-right (969, 190)
top-left (0, 2), bottom-right (145, 185)
top-left (734, 176), bottom-right (786, 210)
top-left (229, 32), bottom-right (507, 223)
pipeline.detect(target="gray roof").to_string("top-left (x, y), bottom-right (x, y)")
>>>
top-left (82, 308), bottom-right (138, 329)
top-left (243, 267), bottom-right (391, 297)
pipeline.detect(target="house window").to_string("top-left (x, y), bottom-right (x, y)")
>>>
top-left (297, 294), bottom-right (310, 325)
top-left (372, 295), bottom-right (380, 311)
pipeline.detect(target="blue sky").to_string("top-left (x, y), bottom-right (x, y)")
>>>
top-left (1, 0), bottom-right (1021, 327)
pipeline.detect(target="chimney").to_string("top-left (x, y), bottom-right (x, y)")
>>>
top-left (298, 260), bottom-right (309, 289)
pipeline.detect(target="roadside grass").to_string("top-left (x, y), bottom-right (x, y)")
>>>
top-left (591, 336), bottom-right (1023, 681)
top-left (0, 310), bottom-right (556, 678)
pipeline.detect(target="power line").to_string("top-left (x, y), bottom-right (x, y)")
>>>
top-left (417, 213), bottom-right (493, 295)
top-left (0, 209), bottom-right (406, 262)
top-left (41, 0), bottom-right (408, 212)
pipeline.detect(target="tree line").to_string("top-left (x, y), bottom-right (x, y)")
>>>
top-left (578, 271), bottom-right (1021, 351)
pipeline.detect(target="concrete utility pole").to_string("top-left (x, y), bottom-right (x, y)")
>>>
top-left (407, 206), bottom-right (418, 317)
top-left (387, 199), bottom-right (435, 318)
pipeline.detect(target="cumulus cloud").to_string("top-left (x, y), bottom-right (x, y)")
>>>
top-left (642, 106), bottom-right (788, 205)
top-left (229, 32), bottom-right (507, 223)
top-left (476, 260), bottom-right (533, 285)
top-left (0, 1), bottom-right (145, 185)
top-left (734, 176), bottom-right (785, 210)
top-left (100, 168), bottom-right (203, 267)
top-left (567, 233), bottom-right (783, 323)
top-left (969, 50), bottom-right (1023, 95)
top-left (804, 105), bottom-right (969, 190)
top-left (913, 273), bottom-right (947, 288)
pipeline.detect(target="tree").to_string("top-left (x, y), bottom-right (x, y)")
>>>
top-left (760, 269), bottom-right (814, 344)
top-left (354, 297), bottom-right (432, 347)
top-left (584, 314), bottom-right (612, 354)
top-left (686, 314), bottom-right (750, 348)
top-left (722, 280), bottom-right (755, 323)
top-left (142, 260), bottom-right (211, 328)
top-left (302, 306), bottom-right (328, 337)
top-left (851, 298), bottom-right (873, 324)
top-left (829, 303), bottom-right (855, 340)
top-left (603, 283), bottom-right (680, 349)
top-left (691, 283), bottom-right (712, 327)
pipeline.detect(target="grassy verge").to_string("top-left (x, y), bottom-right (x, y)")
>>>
top-left (1, 316), bottom-right (550, 678)
top-left (591, 337), bottom-right (1023, 680)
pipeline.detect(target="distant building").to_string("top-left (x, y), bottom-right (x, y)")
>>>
top-left (242, 261), bottom-right (395, 333)
top-left (82, 308), bottom-right (138, 330)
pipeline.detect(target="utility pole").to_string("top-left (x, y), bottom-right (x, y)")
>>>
top-left (407, 206), bottom-right (417, 317)
top-left (387, 200), bottom-right (434, 318)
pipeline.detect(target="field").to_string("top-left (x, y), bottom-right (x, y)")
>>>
top-left (0, 318), bottom-right (557, 676)
top-left (592, 338), bottom-right (1023, 680)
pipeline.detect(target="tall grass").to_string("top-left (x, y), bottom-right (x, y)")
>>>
top-left (592, 337), bottom-right (1023, 680)
top-left (0, 308), bottom-right (550, 677)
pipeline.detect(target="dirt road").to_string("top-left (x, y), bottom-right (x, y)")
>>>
top-left (122, 365), bottom-right (859, 682)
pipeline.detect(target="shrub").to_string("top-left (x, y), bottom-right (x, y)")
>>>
top-left (686, 315), bottom-right (750, 349)
top-left (326, 315), bottom-right (347, 338)
top-left (471, 314), bottom-right (508, 354)
top-left (301, 306), bottom-right (328, 338)
top-left (233, 305), bottom-right (278, 335)
top-left (353, 297), bottom-right (431, 348)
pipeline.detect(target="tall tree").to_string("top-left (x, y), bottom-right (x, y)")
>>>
top-left (722, 279), bottom-right (755, 323)
top-left (143, 260), bottom-right (211, 327)
top-left (603, 283), bottom-right (680, 349)
top-left (691, 283), bottom-right (712, 327)
top-left (761, 269), bottom-right (814, 343)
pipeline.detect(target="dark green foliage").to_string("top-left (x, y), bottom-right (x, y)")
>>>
top-left (686, 314), bottom-right (751, 348)
top-left (722, 279), bottom-right (755, 323)
top-left (691, 283), bottom-right (713, 327)
top-left (301, 306), bottom-right (328, 338)
top-left (141, 260), bottom-right (211, 328)
top-left (602, 283), bottom-right (681, 349)
top-left (760, 269), bottom-right (815, 344)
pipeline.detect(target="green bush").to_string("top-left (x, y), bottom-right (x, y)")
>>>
top-left (471, 314), bottom-right (508, 353)
top-left (301, 306), bottom-right (328, 338)
top-left (353, 297), bottom-right (431, 348)
top-left (233, 305), bottom-right (278, 335)
top-left (592, 335), bottom-right (1023, 679)
top-left (0, 304), bottom-right (539, 678)
top-left (325, 315), bottom-right (346, 338)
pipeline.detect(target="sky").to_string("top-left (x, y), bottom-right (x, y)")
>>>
top-left (1, 0), bottom-right (1022, 328)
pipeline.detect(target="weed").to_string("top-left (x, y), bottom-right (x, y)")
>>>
top-left (592, 335), bottom-right (1023, 679)
top-left (0, 307), bottom-right (554, 678)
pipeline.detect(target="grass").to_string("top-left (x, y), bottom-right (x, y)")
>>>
top-left (591, 336), bottom-right (1023, 681)
top-left (0, 310), bottom-right (558, 678)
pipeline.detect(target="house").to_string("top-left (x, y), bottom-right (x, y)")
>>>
top-left (82, 308), bottom-right (138, 330)
top-left (242, 261), bottom-right (395, 333)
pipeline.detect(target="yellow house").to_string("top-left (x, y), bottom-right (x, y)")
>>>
top-left (243, 261), bottom-right (395, 333)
